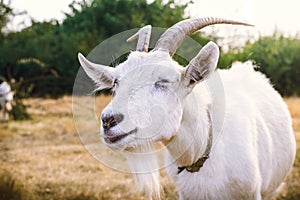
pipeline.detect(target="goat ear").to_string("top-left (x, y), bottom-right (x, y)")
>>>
top-left (183, 41), bottom-right (219, 87)
top-left (78, 53), bottom-right (114, 89)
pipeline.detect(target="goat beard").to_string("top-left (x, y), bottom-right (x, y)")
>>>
top-left (125, 142), bottom-right (161, 199)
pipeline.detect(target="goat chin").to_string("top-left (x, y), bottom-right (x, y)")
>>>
top-left (125, 142), bottom-right (161, 199)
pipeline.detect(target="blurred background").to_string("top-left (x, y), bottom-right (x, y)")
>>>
top-left (1, 0), bottom-right (300, 98)
top-left (0, 0), bottom-right (299, 199)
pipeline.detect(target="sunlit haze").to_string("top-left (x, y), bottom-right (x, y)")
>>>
top-left (9, 0), bottom-right (300, 37)
top-left (188, 0), bottom-right (300, 36)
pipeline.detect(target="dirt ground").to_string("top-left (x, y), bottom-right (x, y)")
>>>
top-left (0, 96), bottom-right (299, 200)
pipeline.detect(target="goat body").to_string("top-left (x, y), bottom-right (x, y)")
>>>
top-left (165, 62), bottom-right (296, 199)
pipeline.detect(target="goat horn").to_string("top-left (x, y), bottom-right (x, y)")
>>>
top-left (127, 25), bottom-right (152, 52)
top-left (153, 17), bottom-right (253, 56)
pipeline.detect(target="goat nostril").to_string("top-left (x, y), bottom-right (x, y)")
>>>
top-left (102, 116), bottom-right (114, 130)
top-left (113, 113), bottom-right (124, 124)
top-left (101, 113), bottom-right (124, 130)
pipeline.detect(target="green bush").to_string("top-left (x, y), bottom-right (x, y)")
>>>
top-left (10, 99), bottom-right (30, 121)
top-left (219, 34), bottom-right (300, 96)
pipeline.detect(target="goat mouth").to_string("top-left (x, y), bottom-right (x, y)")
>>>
top-left (104, 128), bottom-right (137, 144)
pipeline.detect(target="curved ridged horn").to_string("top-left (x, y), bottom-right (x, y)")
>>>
top-left (127, 25), bottom-right (152, 52)
top-left (153, 17), bottom-right (253, 56)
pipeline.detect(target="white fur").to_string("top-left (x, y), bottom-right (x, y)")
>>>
top-left (79, 44), bottom-right (296, 199)
top-left (0, 82), bottom-right (14, 121)
top-left (166, 61), bottom-right (296, 199)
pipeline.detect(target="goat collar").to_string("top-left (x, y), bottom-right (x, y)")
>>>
top-left (177, 113), bottom-right (213, 174)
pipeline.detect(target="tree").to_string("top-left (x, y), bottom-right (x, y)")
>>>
top-left (62, 0), bottom-right (190, 53)
top-left (0, 0), bottom-right (195, 96)
top-left (0, 0), bottom-right (13, 40)
top-left (0, 0), bottom-right (12, 29)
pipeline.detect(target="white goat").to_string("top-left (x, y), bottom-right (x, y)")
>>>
top-left (0, 81), bottom-right (14, 121)
top-left (78, 18), bottom-right (296, 199)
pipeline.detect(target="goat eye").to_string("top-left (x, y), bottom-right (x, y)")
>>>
top-left (154, 79), bottom-right (170, 90)
top-left (113, 79), bottom-right (119, 88)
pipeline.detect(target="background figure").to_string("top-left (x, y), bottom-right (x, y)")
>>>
top-left (0, 82), bottom-right (14, 121)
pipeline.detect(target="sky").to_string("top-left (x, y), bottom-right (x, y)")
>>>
top-left (187, 0), bottom-right (300, 36)
top-left (8, 0), bottom-right (300, 37)
top-left (9, 0), bottom-right (74, 29)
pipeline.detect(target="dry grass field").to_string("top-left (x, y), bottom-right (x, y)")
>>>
top-left (0, 95), bottom-right (299, 200)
